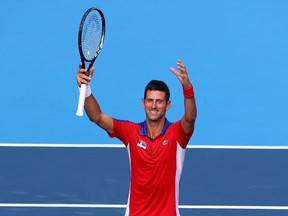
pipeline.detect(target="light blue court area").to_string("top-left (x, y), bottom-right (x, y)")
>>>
top-left (1, 144), bottom-right (288, 216)
top-left (0, 0), bottom-right (288, 146)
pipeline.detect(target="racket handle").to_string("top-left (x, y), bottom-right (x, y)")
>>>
top-left (76, 84), bottom-right (87, 116)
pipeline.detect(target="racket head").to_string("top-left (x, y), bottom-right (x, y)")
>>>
top-left (78, 8), bottom-right (105, 67)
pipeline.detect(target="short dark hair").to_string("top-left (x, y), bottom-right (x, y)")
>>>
top-left (144, 80), bottom-right (170, 102)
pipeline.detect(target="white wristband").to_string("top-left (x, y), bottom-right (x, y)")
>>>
top-left (78, 85), bottom-right (92, 98)
top-left (85, 85), bottom-right (92, 98)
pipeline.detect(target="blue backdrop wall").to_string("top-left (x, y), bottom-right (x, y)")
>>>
top-left (0, 0), bottom-right (287, 145)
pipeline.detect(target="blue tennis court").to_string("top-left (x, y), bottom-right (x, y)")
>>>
top-left (1, 0), bottom-right (288, 215)
top-left (1, 144), bottom-right (288, 216)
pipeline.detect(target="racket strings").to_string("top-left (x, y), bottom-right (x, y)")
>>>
top-left (81, 11), bottom-right (103, 61)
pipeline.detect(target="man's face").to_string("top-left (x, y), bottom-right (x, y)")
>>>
top-left (142, 90), bottom-right (171, 122)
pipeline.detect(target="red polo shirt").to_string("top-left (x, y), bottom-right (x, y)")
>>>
top-left (109, 118), bottom-right (193, 216)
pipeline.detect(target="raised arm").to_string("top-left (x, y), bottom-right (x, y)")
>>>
top-left (170, 60), bottom-right (197, 134)
top-left (76, 64), bottom-right (114, 134)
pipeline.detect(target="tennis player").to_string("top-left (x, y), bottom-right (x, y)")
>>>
top-left (76, 59), bottom-right (197, 216)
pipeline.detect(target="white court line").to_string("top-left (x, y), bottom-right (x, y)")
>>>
top-left (0, 203), bottom-right (125, 208)
top-left (180, 205), bottom-right (288, 210)
top-left (1, 143), bottom-right (288, 149)
top-left (0, 203), bottom-right (288, 210)
top-left (0, 143), bottom-right (124, 148)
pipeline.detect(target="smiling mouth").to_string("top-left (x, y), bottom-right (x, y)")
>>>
top-left (149, 109), bottom-right (158, 114)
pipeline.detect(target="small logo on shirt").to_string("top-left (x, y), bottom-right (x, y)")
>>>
top-left (163, 140), bottom-right (169, 145)
top-left (137, 140), bottom-right (147, 149)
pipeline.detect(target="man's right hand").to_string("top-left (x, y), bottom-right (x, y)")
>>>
top-left (76, 64), bottom-right (94, 87)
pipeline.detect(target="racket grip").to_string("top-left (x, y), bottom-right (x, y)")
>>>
top-left (76, 84), bottom-right (87, 116)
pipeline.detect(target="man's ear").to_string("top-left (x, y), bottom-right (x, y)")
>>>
top-left (166, 100), bottom-right (171, 110)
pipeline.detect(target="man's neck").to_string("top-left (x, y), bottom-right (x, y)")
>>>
top-left (146, 118), bottom-right (165, 139)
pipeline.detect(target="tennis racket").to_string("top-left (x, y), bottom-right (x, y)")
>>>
top-left (76, 7), bottom-right (105, 116)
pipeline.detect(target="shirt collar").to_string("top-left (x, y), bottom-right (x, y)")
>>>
top-left (139, 118), bottom-right (172, 136)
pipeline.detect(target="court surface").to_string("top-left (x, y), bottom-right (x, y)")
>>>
top-left (1, 143), bottom-right (288, 216)
top-left (1, 1), bottom-right (288, 215)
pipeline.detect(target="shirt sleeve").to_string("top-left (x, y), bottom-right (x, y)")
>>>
top-left (173, 120), bottom-right (193, 149)
top-left (108, 118), bottom-right (135, 147)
